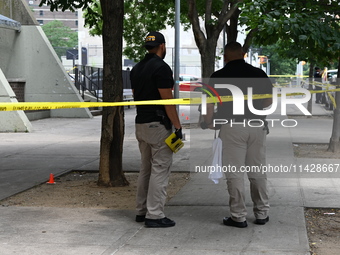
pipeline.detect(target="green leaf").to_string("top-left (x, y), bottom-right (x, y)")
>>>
top-left (299, 35), bottom-right (308, 41)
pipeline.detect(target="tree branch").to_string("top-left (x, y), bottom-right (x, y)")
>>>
top-left (243, 28), bottom-right (258, 52)
top-left (225, 5), bottom-right (241, 43)
top-left (187, 0), bottom-right (206, 49)
top-left (205, 0), bottom-right (213, 37)
top-left (215, 0), bottom-right (241, 38)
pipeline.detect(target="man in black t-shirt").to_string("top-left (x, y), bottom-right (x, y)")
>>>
top-left (130, 31), bottom-right (182, 228)
top-left (203, 42), bottom-right (273, 228)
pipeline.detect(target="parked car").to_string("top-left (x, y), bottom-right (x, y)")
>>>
top-left (178, 74), bottom-right (202, 91)
top-left (327, 69), bottom-right (338, 84)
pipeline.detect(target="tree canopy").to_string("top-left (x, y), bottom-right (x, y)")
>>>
top-left (256, 43), bottom-right (300, 75)
top-left (41, 0), bottom-right (340, 73)
top-left (41, 20), bottom-right (78, 59)
top-left (249, 0), bottom-right (340, 67)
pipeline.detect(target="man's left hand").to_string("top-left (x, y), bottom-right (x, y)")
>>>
top-left (172, 128), bottom-right (183, 143)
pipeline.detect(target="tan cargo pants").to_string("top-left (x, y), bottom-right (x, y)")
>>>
top-left (219, 123), bottom-right (270, 222)
top-left (135, 122), bottom-right (173, 219)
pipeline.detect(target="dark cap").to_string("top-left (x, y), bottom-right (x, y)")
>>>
top-left (315, 67), bottom-right (320, 70)
top-left (144, 31), bottom-right (165, 47)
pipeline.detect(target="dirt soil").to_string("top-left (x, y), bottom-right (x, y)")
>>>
top-left (293, 143), bottom-right (340, 159)
top-left (305, 208), bottom-right (340, 255)
top-left (1, 143), bottom-right (339, 255)
top-left (0, 172), bottom-right (190, 209)
top-left (294, 143), bottom-right (340, 255)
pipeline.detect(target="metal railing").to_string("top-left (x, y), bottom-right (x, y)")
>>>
top-left (73, 65), bottom-right (131, 102)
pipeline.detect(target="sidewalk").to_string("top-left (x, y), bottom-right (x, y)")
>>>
top-left (0, 101), bottom-right (339, 254)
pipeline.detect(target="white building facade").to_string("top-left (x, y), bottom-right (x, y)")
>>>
top-left (76, 10), bottom-right (249, 78)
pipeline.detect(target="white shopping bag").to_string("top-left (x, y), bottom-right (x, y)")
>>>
top-left (208, 137), bottom-right (224, 184)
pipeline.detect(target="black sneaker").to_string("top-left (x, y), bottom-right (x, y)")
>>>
top-left (254, 216), bottom-right (269, 225)
top-left (145, 217), bottom-right (176, 228)
top-left (223, 217), bottom-right (247, 228)
top-left (135, 215), bottom-right (146, 222)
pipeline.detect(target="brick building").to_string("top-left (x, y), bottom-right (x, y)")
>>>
top-left (24, 0), bottom-right (79, 31)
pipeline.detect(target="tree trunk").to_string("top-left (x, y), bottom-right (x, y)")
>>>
top-left (200, 39), bottom-right (218, 78)
top-left (328, 91), bottom-right (340, 152)
top-left (98, 0), bottom-right (129, 186)
top-left (328, 56), bottom-right (340, 152)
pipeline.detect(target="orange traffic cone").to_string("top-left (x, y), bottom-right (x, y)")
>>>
top-left (47, 173), bottom-right (56, 184)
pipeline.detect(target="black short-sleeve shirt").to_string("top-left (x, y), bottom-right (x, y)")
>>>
top-left (209, 59), bottom-right (273, 119)
top-left (314, 71), bottom-right (322, 84)
top-left (130, 53), bottom-right (174, 123)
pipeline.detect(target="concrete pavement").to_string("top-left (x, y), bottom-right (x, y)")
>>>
top-left (1, 100), bottom-right (340, 255)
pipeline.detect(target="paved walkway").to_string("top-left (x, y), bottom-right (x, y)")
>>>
top-left (0, 100), bottom-right (339, 254)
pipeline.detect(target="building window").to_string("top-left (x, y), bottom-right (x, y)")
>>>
top-left (37, 20), bottom-right (44, 25)
top-left (75, 11), bottom-right (78, 17)
top-left (40, 10), bottom-right (44, 16)
top-left (75, 20), bottom-right (78, 26)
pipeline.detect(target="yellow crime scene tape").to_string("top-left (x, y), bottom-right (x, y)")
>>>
top-left (324, 84), bottom-right (338, 108)
top-left (327, 91), bottom-right (337, 108)
top-left (269, 75), bottom-right (308, 78)
top-left (1, 88), bottom-right (340, 112)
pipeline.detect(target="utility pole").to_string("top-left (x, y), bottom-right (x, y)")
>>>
top-left (174, 0), bottom-right (180, 101)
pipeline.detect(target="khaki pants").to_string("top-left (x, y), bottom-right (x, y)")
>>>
top-left (219, 123), bottom-right (270, 222)
top-left (135, 122), bottom-right (173, 219)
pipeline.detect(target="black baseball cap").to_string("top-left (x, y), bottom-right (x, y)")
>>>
top-left (144, 31), bottom-right (165, 47)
